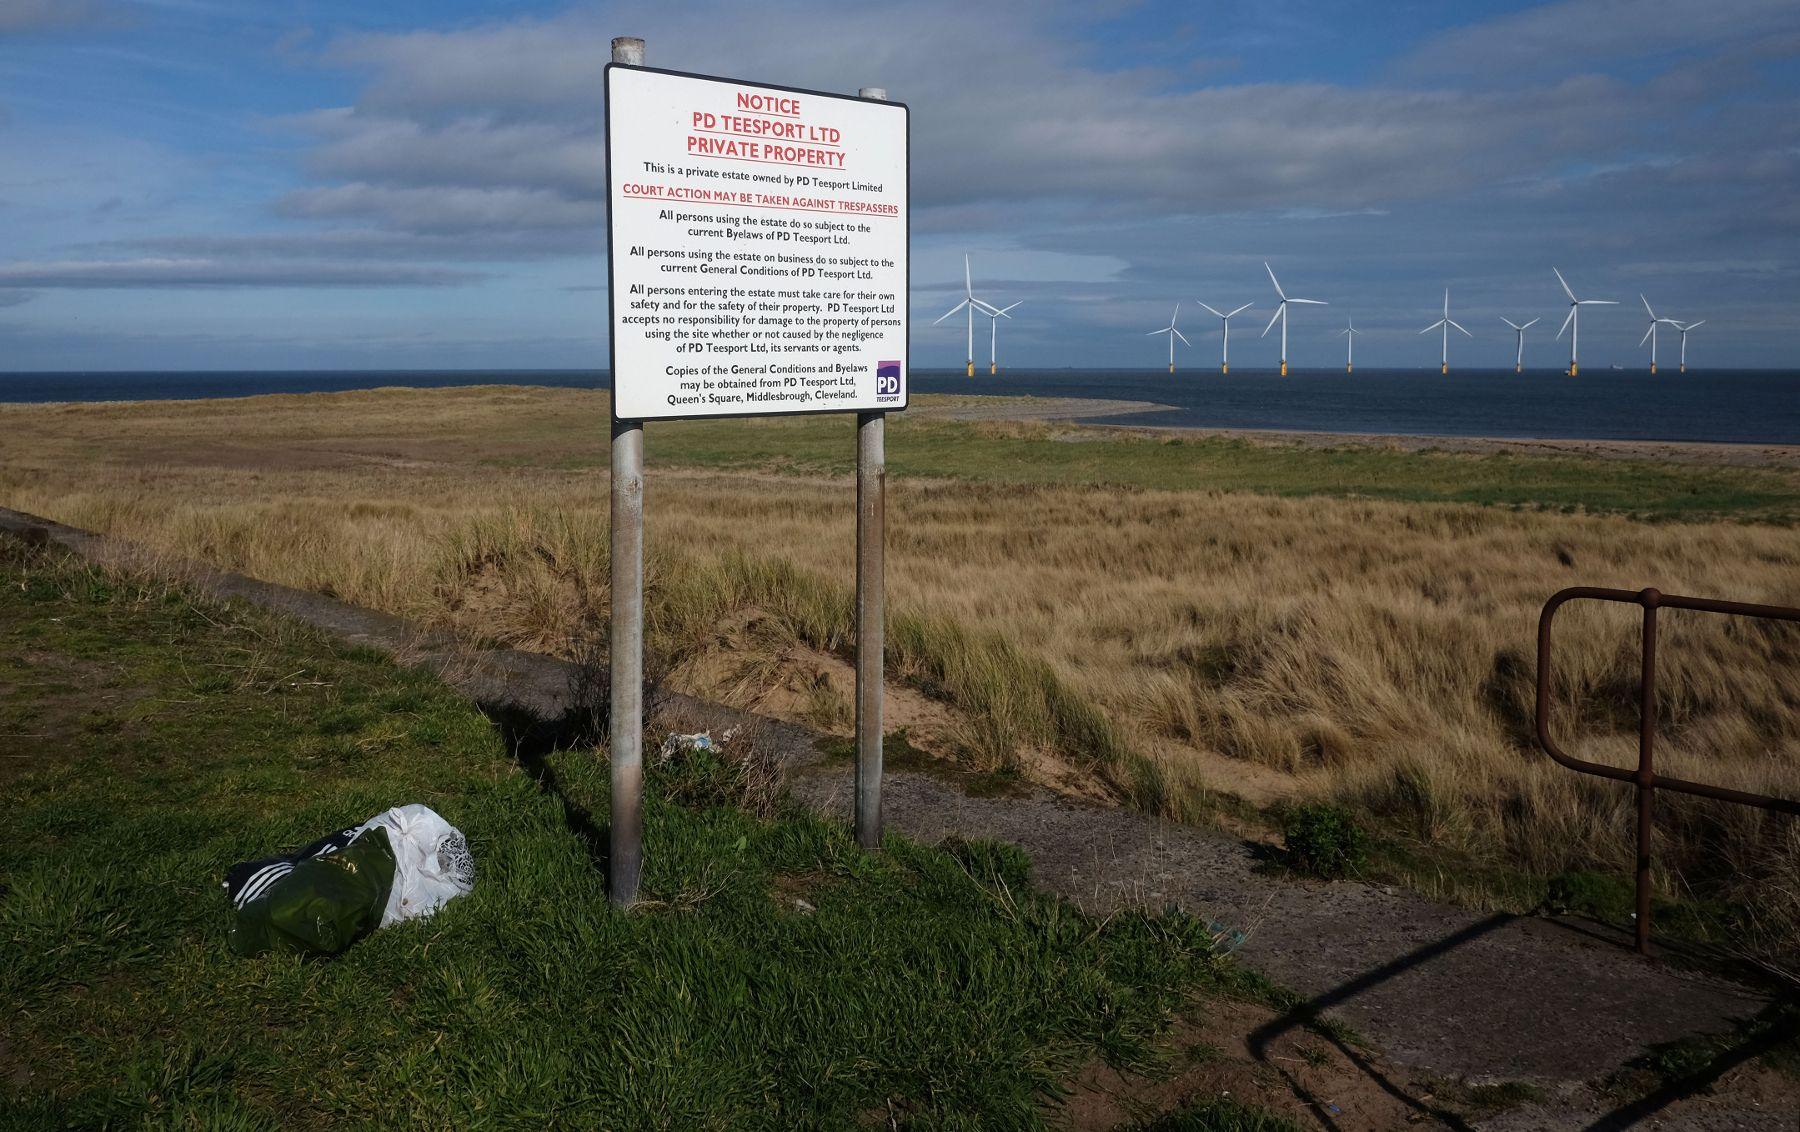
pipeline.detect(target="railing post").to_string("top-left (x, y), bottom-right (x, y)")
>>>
top-left (1538, 585), bottom-right (1800, 956)
top-left (1635, 588), bottom-right (1661, 954)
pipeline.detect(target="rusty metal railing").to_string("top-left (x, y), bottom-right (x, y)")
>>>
top-left (1536, 586), bottom-right (1800, 954)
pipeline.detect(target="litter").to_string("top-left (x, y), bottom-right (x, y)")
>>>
top-left (1207, 920), bottom-right (1248, 953)
top-left (224, 803), bottom-right (475, 957)
top-left (657, 727), bottom-right (740, 761)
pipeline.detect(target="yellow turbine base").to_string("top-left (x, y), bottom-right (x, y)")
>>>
top-left (1346, 364), bottom-right (1352, 374)
top-left (1515, 365), bottom-right (1521, 374)
top-left (966, 361), bottom-right (974, 378)
top-left (1221, 363), bottom-right (1228, 375)
top-left (1280, 360), bottom-right (1288, 377)
top-left (1650, 363), bottom-right (1657, 375)
top-left (1441, 363), bottom-right (1448, 376)
top-left (1168, 364), bottom-right (1175, 375)
top-left (1570, 362), bottom-right (1579, 377)
top-left (989, 363), bottom-right (996, 376)
top-left (1680, 364), bottom-right (1686, 374)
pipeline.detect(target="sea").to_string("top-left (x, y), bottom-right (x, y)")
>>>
top-left (3, 367), bottom-right (1797, 445)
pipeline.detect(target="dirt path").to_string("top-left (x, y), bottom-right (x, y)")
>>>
top-left (3, 505), bottom-right (1791, 1129)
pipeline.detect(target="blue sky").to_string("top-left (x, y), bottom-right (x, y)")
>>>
top-left (1, 0), bottom-right (1797, 371)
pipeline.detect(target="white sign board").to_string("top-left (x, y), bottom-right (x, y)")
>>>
top-left (605, 65), bottom-right (909, 420)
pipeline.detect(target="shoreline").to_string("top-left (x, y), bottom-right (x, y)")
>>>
top-left (1083, 419), bottom-right (1800, 468)
top-left (910, 392), bottom-right (1800, 468)
top-left (6, 382), bottom-right (1799, 469)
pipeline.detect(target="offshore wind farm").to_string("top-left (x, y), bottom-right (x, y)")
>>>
top-left (942, 257), bottom-right (1719, 381)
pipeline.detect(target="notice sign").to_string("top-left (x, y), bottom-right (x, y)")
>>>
top-left (605, 65), bottom-right (909, 420)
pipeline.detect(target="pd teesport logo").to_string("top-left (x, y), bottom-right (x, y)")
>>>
top-left (875, 360), bottom-right (901, 400)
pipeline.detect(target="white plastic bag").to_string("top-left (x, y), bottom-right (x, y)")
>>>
top-left (355, 804), bottom-right (476, 928)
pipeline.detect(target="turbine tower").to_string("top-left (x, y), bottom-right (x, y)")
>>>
top-left (1501, 317), bottom-right (1539, 374)
top-left (1639, 294), bottom-right (1680, 375)
top-left (1336, 317), bottom-right (1360, 374)
top-left (1146, 303), bottom-right (1190, 375)
top-left (982, 302), bottom-right (1021, 375)
top-left (1419, 288), bottom-right (1471, 375)
top-left (1553, 267), bottom-right (1616, 377)
top-left (1260, 262), bottom-right (1326, 377)
top-left (1196, 301), bottom-right (1252, 374)
top-left (1674, 319), bottom-right (1704, 374)
top-left (933, 254), bottom-right (1005, 377)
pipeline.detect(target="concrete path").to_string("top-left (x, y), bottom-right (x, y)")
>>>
top-left (793, 769), bottom-right (1771, 1091)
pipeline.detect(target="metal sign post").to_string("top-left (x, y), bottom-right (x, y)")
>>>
top-left (855, 85), bottom-right (888, 851)
top-left (607, 35), bottom-right (647, 909)
top-left (604, 42), bottom-right (908, 902)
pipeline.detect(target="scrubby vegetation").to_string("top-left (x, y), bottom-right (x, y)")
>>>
top-left (3, 386), bottom-right (1797, 965)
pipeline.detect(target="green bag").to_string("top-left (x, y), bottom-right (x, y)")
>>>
top-left (228, 826), bottom-right (397, 957)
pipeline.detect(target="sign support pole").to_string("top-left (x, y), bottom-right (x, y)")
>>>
top-left (853, 86), bottom-right (889, 851)
top-left (608, 34), bottom-right (647, 908)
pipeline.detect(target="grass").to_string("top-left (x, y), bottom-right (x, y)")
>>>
top-left (0, 543), bottom-right (1302, 1130)
top-left (643, 414), bottom-right (1800, 522)
top-left (2, 386), bottom-right (1798, 964)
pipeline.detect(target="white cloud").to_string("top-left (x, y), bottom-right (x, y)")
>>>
top-left (1395, 0), bottom-right (1800, 78)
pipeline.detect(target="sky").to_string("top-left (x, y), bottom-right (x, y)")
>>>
top-left (1, 0), bottom-right (1798, 372)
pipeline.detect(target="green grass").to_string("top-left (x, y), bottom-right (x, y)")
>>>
top-left (0, 544), bottom-right (1294, 1130)
top-left (528, 404), bottom-right (1800, 522)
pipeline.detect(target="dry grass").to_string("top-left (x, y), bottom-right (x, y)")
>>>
top-left (3, 386), bottom-right (1797, 952)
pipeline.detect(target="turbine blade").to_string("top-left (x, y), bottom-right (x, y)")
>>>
top-left (1685, 320), bottom-right (1705, 330)
top-left (964, 254), bottom-right (972, 297)
top-left (933, 300), bottom-right (969, 324)
top-left (1264, 261), bottom-right (1286, 300)
top-left (1554, 267), bottom-right (1575, 302)
top-left (1228, 303), bottom-right (1253, 318)
top-left (1196, 301), bottom-right (1224, 318)
top-left (1640, 326), bottom-right (1653, 346)
top-left (1419, 321), bottom-right (1443, 334)
top-left (1262, 305), bottom-right (1283, 337)
top-left (1146, 328), bottom-right (1168, 337)
top-left (1522, 318), bottom-right (1539, 329)
top-left (1641, 293), bottom-right (1654, 318)
top-left (1450, 320), bottom-right (1471, 337)
top-left (1501, 318), bottom-right (1521, 330)
top-left (1580, 299), bottom-right (1618, 306)
top-left (1174, 329), bottom-right (1191, 346)
top-left (971, 299), bottom-right (1003, 317)
top-left (1290, 298), bottom-right (1327, 305)
top-left (996, 301), bottom-right (1021, 317)
top-left (1557, 308), bottom-right (1574, 339)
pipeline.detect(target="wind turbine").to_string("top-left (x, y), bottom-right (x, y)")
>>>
top-left (1553, 267), bottom-right (1616, 377)
top-left (982, 301), bottom-right (1021, 375)
top-left (1196, 301), bottom-right (1252, 374)
top-left (1336, 317), bottom-right (1360, 374)
top-left (933, 254), bottom-right (1005, 377)
top-left (1260, 262), bottom-right (1327, 376)
top-left (1638, 294), bottom-right (1681, 375)
top-left (1674, 319), bottom-right (1704, 374)
top-left (1419, 288), bottom-right (1472, 375)
top-left (1500, 317), bottom-right (1539, 374)
top-left (1146, 303), bottom-right (1190, 374)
